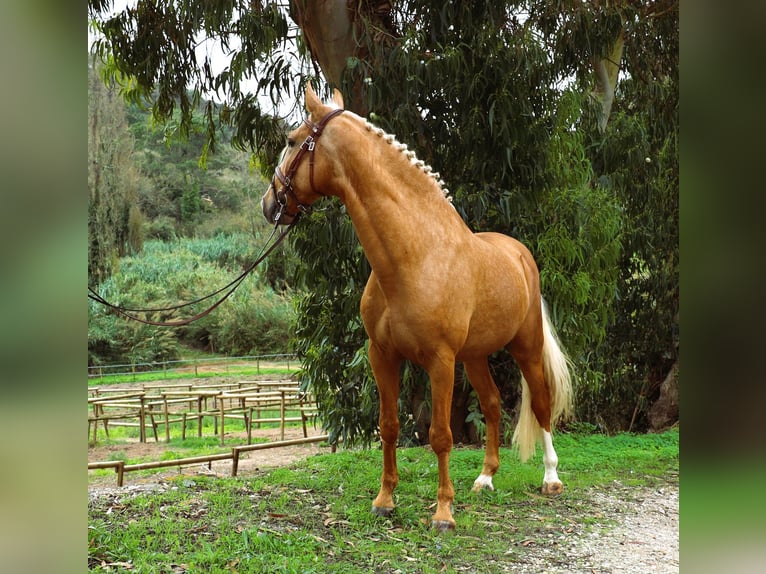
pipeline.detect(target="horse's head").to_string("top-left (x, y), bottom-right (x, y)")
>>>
top-left (261, 84), bottom-right (345, 225)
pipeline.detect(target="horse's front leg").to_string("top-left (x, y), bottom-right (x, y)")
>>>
top-left (369, 342), bottom-right (402, 517)
top-left (426, 353), bottom-right (457, 530)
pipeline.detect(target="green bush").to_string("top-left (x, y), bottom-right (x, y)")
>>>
top-left (209, 286), bottom-right (293, 355)
top-left (87, 304), bottom-right (179, 368)
top-left (88, 235), bottom-right (295, 366)
top-left (182, 233), bottom-right (261, 269)
top-left (143, 216), bottom-right (178, 241)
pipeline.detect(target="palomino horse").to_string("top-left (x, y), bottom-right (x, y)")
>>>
top-left (262, 85), bottom-right (573, 530)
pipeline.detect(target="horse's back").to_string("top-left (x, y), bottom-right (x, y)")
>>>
top-left (474, 231), bottom-right (535, 263)
top-left (474, 231), bottom-right (540, 291)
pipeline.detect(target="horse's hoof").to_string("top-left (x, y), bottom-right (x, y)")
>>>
top-left (542, 480), bottom-right (564, 496)
top-left (431, 519), bottom-right (456, 532)
top-left (471, 474), bottom-right (495, 492)
top-left (371, 505), bottom-right (394, 517)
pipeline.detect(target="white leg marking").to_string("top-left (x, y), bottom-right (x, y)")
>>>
top-left (473, 473), bottom-right (495, 491)
top-left (542, 430), bottom-right (560, 486)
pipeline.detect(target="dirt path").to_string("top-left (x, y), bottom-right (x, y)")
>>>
top-left (508, 480), bottom-right (679, 573)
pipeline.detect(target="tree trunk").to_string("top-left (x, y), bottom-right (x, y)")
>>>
top-left (648, 361), bottom-right (679, 431)
top-left (289, 0), bottom-right (396, 115)
top-left (591, 29), bottom-right (624, 132)
top-left (289, 0), bottom-right (355, 86)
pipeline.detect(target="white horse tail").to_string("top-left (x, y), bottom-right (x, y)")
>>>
top-left (513, 298), bottom-right (574, 462)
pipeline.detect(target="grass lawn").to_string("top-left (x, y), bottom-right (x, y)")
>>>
top-left (87, 364), bottom-right (296, 387)
top-left (88, 429), bottom-right (678, 573)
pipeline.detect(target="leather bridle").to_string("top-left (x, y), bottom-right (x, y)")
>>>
top-left (270, 107), bottom-right (345, 222)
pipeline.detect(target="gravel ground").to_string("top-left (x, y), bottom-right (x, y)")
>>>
top-left (506, 481), bottom-right (679, 574)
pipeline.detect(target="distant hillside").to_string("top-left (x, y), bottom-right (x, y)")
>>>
top-left (124, 96), bottom-right (272, 240)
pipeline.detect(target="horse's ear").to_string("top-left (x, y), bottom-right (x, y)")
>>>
top-left (305, 83), bottom-right (322, 114)
top-left (331, 89), bottom-right (344, 109)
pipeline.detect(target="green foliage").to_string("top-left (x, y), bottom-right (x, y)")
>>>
top-left (143, 216), bottom-right (178, 241)
top-left (87, 303), bottom-right (179, 367)
top-left (581, 106), bottom-right (679, 431)
top-left (90, 1), bottom-right (295, 159)
top-left (180, 185), bottom-right (201, 224)
top-left (88, 59), bottom-right (146, 285)
top-left (87, 236), bottom-right (295, 366)
top-left (125, 98), bottom-right (270, 239)
top-left (92, 68), bottom-right (272, 244)
top-left (209, 287), bottom-right (294, 356)
top-left (174, 232), bottom-right (261, 269)
top-left (533, 91), bottom-right (623, 358)
top-left (127, 204), bottom-right (144, 253)
top-left (289, 205), bottom-right (379, 446)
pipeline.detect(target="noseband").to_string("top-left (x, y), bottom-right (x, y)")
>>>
top-left (271, 107), bottom-right (345, 222)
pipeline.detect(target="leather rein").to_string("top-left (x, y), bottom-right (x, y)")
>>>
top-left (88, 107), bottom-right (345, 327)
top-left (87, 220), bottom-right (297, 327)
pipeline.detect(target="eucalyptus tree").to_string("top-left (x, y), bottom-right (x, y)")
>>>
top-left (88, 58), bottom-right (144, 286)
top-left (89, 0), bottom-right (678, 441)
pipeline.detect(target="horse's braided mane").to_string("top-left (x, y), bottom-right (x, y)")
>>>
top-left (361, 119), bottom-right (453, 204)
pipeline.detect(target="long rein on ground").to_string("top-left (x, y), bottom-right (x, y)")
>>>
top-left (88, 108), bottom-right (345, 328)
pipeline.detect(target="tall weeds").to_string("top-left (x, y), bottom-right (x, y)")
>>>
top-left (88, 234), bottom-right (295, 367)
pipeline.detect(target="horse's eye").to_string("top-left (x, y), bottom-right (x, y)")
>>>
top-left (287, 138), bottom-right (296, 148)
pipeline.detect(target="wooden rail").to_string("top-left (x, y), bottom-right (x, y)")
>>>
top-left (88, 434), bottom-right (330, 486)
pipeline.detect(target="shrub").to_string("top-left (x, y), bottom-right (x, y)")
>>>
top-left (87, 303), bottom-right (180, 368)
top-left (144, 216), bottom-right (178, 241)
top-left (88, 235), bottom-right (296, 365)
top-left (208, 286), bottom-right (293, 355)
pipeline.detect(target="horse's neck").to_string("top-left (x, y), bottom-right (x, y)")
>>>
top-left (332, 129), bottom-right (472, 284)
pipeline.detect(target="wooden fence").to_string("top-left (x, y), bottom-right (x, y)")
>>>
top-left (88, 434), bottom-right (330, 486)
top-left (87, 353), bottom-right (298, 381)
top-left (88, 378), bottom-right (332, 486)
top-left (88, 379), bottom-right (318, 446)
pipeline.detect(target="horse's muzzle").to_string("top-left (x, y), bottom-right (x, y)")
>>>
top-left (261, 188), bottom-right (274, 223)
top-left (261, 184), bottom-right (297, 226)
top-left (261, 184), bottom-right (282, 224)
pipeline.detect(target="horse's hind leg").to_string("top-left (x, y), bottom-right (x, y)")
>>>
top-left (369, 342), bottom-right (402, 516)
top-left (464, 359), bottom-right (501, 492)
top-left (508, 342), bottom-right (563, 496)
